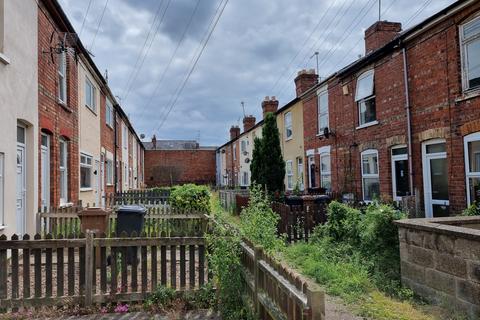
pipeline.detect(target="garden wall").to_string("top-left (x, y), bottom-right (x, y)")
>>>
top-left (395, 217), bottom-right (480, 319)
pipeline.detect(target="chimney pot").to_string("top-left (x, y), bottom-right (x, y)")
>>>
top-left (230, 126), bottom-right (240, 140)
top-left (243, 115), bottom-right (256, 132)
top-left (261, 96), bottom-right (279, 119)
top-left (294, 69), bottom-right (319, 97)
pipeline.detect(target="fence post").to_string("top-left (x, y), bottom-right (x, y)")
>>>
top-left (253, 245), bottom-right (263, 315)
top-left (85, 230), bottom-right (94, 307)
top-left (306, 285), bottom-right (325, 320)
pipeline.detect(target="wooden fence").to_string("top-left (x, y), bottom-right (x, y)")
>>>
top-left (218, 189), bottom-right (249, 212)
top-left (272, 202), bottom-right (328, 243)
top-left (36, 206), bottom-right (209, 238)
top-left (105, 189), bottom-right (170, 207)
top-left (240, 239), bottom-right (325, 320)
top-left (0, 232), bottom-right (207, 310)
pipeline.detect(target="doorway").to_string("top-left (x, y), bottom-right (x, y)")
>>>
top-left (391, 146), bottom-right (410, 202)
top-left (422, 140), bottom-right (449, 217)
top-left (41, 134), bottom-right (50, 210)
top-left (16, 125), bottom-right (26, 235)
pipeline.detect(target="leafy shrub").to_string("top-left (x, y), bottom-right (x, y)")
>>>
top-left (185, 282), bottom-right (216, 309)
top-left (315, 201), bottom-right (362, 246)
top-left (144, 286), bottom-right (176, 310)
top-left (462, 202), bottom-right (480, 216)
top-left (240, 184), bottom-right (285, 253)
top-left (168, 184), bottom-right (211, 212)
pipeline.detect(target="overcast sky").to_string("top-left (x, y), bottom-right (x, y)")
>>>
top-left (58, 0), bottom-right (455, 146)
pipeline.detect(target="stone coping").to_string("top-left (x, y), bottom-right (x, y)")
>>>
top-left (394, 216), bottom-right (480, 241)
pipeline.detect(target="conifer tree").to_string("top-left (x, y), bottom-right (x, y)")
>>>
top-left (250, 137), bottom-right (264, 186)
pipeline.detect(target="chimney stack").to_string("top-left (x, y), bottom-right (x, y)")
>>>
top-left (294, 69), bottom-right (318, 97)
top-left (261, 96), bottom-right (279, 119)
top-left (364, 21), bottom-right (402, 54)
top-left (243, 115), bottom-right (256, 132)
top-left (151, 134), bottom-right (157, 150)
top-left (230, 126), bottom-right (240, 140)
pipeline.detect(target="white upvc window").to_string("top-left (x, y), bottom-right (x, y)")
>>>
top-left (241, 140), bottom-right (248, 154)
top-left (286, 160), bottom-right (293, 190)
top-left (233, 144), bottom-right (237, 161)
top-left (460, 15), bottom-right (480, 91)
top-left (106, 159), bottom-right (114, 185)
top-left (0, 152), bottom-right (4, 226)
top-left (361, 149), bottom-right (380, 202)
top-left (80, 153), bottom-right (93, 190)
top-left (122, 125), bottom-right (128, 150)
top-left (319, 148), bottom-right (331, 191)
top-left (85, 77), bottom-right (96, 112)
top-left (355, 70), bottom-right (376, 126)
top-left (464, 132), bottom-right (480, 205)
top-left (285, 112), bottom-right (293, 140)
top-left (0, 0), bottom-right (6, 64)
top-left (58, 51), bottom-right (67, 104)
top-left (241, 171), bottom-right (249, 186)
top-left (59, 139), bottom-right (68, 205)
top-left (106, 99), bottom-right (114, 128)
top-left (317, 87), bottom-right (329, 134)
top-left (296, 157), bottom-right (304, 191)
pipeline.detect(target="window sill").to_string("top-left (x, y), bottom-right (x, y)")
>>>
top-left (106, 183), bottom-right (114, 187)
top-left (456, 89), bottom-right (480, 104)
top-left (59, 202), bottom-right (74, 208)
top-left (0, 225), bottom-right (6, 231)
top-left (80, 188), bottom-right (93, 192)
top-left (58, 101), bottom-right (73, 113)
top-left (0, 52), bottom-right (11, 65)
top-left (285, 137), bottom-right (293, 142)
top-left (356, 120), bottom-right (379, 130)
top-left (85, 105), bottom-right (97, 116)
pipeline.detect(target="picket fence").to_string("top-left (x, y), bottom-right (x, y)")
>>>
top-left (272, 202), bottom-right (328, 243)
top-left (240, 239), bottom-right (325, 320)
top-left (104, 189), bottom-right (170, 207)
top-left (0, 232), bottom-right (207, 310)
top-left (36, 205), bottom-right (209, 238)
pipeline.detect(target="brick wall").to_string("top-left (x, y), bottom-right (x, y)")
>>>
top-left (144, 149), bottom-right (216, 187)
top-left (38, 2), bottom-right (79, 207)
top-left (397, 218), bottom-right (480, 319)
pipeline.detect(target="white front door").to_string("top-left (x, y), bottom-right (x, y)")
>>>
top-left (95, 159), bottom-right (101, 206)
top-left (422, 140), bottom-right (449, 217)
top-left (41, 134), bottom-right (50, 210)
top-left (391, 146), bottom-right (410, 202)
top-left (100, 155), bottom-right (105, 207)
top-left (16, 145), bottom-right (26, 235)
top-left (308, 155), bottom-right (315, 188)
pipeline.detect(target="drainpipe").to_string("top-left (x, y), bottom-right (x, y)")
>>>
top-left (402, 45), bottom-right (414, 196)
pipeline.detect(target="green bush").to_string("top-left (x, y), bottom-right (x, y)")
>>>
top-left (185, 282), bottom-right (216, 309)
top-left (168, 184), bottom-right (211, 212)
top-left (240, 184), bottom-right (285, 253)
top-left (462, 202), bottom-right (479, 216)
top-left (144, 285), bottom-right (176, 310)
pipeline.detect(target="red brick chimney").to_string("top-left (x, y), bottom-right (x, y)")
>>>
top-left (262, 96), bottom-right (279, 119)
top-left (294, 69), bottom-right (318, 97)
top-left (230, 126), bottom-right (240, 140)
top-left (243, 115), bottom-right (256, 132)
top-left (365, 21), bottom-right (402, 54)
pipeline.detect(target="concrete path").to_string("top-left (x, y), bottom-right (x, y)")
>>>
top-left (325, 294), bottom-right (366, 320)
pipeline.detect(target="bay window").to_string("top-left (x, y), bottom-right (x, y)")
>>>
top-left (465, 132), bottom-right (480, 205)
top-left (361, 149), bottom-right (379, 202)
top-left (80, 153), bottom-right (93, 190)
top-left (355, 70), bottom-right (376, 127)
top-left (461, 16), bottom-right (480, 90)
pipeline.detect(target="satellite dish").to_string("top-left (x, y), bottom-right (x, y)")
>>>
top-left (140, 134), bottom-right (145, 139)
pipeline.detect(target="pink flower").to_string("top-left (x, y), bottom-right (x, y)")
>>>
top-left (114, 303), bottom-right (129, 313)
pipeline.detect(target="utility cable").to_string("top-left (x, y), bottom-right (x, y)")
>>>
top-left (89, 0), bottom-right (110, 51)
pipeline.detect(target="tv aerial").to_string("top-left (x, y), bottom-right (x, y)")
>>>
top-left (42, 31), bottom-right (79, 63)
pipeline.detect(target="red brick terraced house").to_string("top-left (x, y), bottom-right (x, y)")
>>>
top-left (301, 0), bottom-right (480, 217)
top-left (37, 0), bottom-right (144, 209)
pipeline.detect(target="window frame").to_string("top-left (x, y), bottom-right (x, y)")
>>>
top-left (85, 77), bottom-right (97, 113)
top-left (0, 0), bottom-right (7, 65)
top-left (460, 14), bottom-right (480, 91)
top-left (361, 149), bottom-right (379, 202)
top-left (355, 70), bottom-right (376, 127)
top-left (106, 159), bottom-right (114, 186)
top-left (106, 99), bottom-right (114, 128)
top-left (297, 157), bottom-right (304, 191)
top-left (286, 160), bottom-right (294, 190)
top-left (233, 144), bottom-right (237, 161)
top-left (317, 87), bottom-right (329, 135)
top-left (59, 139), bottom-right (68, 205)
top-left (285, 112), bottom-right (293, 140)
top-left (58, 51), bottom-right (67, 104)
top-left (464, 132), bottom-right (480, 205)
top-left (80, 152), bottom-right (93, 191)
top-left (319, 146), bottom-right (331, 192)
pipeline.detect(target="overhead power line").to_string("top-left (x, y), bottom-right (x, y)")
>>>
top-left (151, 0), bottom-right (229, 135)
top-left (122, 0), bottom-right (172, 103)
top-left (134, 0), bottom-right (202, 127)
top-left (89, 0), bottom-right (110, 51)
top-left (79, 0), bottom-right (93, 37)
top-left (404, 0), bottom-right (433, 27)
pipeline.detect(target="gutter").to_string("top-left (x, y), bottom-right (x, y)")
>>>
top-left (402, 45), bottom-right (414, 196)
